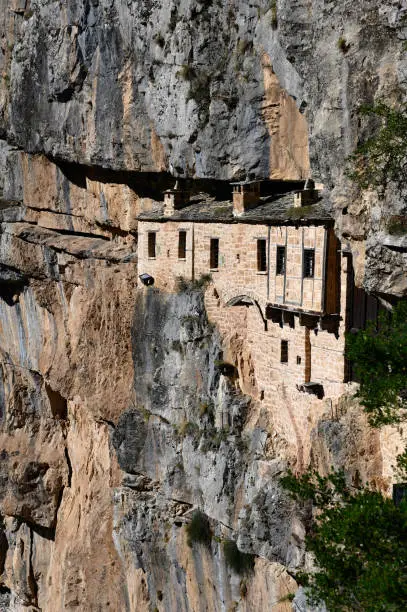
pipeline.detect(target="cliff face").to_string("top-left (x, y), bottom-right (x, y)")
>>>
top-left (0, 1), bottom-right (405, 611)
top-left (0, 215), bottom-right (400, 610)
top-left (0, 0), bottom-right (312, 180)
top-left (0, 196), bottom-right (137, 609)
top-left (1, 0), bottom-right (406, 295)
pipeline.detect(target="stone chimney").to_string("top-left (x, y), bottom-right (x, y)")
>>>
top-left (163, 181), bottom-right (190, 216)
top-left (231, 180), bottom-right (261, 215)
top-left (293, 178), bottom-right (318, 208)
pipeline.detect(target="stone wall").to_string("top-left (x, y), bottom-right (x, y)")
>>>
top-left (137, 219), bottom-right (331, 314)
top-left (203, 288), bottom-right (349, 469)
top-left (137, 216), bottom-right (351, 469)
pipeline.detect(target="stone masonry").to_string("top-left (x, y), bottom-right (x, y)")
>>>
top-left (137, 185), bottom-right (352, 468)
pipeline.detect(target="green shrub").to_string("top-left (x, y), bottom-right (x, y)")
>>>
top-left (223, 540), bottom-right (255, 575)
top-left (139, 406), bottom-right (151, 423)
top-left (177, 419), bottom-right (199, 439)
top-left (177, 276), bottom-right (192, 292)
top-left (177, 274), bottom-right (212, 292)
top-left (395, 447), bottom-right (407, 482)
top-left (186, 509), bottom-right (212, 548)
top-left (199, 402), bottom-right (214, 422)
top-left (177, 64), bottom-right (196, 81)
top-left (280, 301), bottom-right (407, 609)
top-left (286, 205), bottom-right (315, 220)
top-left (346, 300), bottom-right (407, 426)
top-left (174, 420), bottom-right (201, 448)
top-left (195, 273), bottom-right (212, 288)
top-left (236, 39), bottom-right (252, 55)
top-left (278, 593), bottom-right (295, 603)
top-left (387, 215), bottom-right (407, 236)
top-left (281, 469), bottom-right (407, 611)
top-left (199, 402), bottom-right (209, 417)
top-left (337, 37), bottom-right (350, 53)
top-left (347, 101), bottom-right (407, 189)
top-left (200, 427), bottom-right (229, 453)
top-left (270, 0), bottom-right (278, 28)
top-left (185, 69), bottom-right (211, 128)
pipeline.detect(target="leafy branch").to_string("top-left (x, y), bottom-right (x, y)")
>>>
top-left (347, 101), bottom-right (407, 190)
top-left (281, 469), bottom-right (407, 611)
top-left (346, 300), bottom-right (407, 427)
top-left (280, 301), bottom-right (407, 609)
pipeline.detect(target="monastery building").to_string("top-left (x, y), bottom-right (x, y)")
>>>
top-left (136, 179), bottom-right (378, 465)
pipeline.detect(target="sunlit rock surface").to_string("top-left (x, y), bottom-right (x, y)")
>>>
top-left (0, 0), bottom-right (405, 610)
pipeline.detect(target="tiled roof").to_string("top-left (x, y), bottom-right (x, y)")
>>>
top-left (137, 192), bottom-right (333, 225)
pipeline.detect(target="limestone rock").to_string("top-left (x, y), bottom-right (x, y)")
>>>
top-left (0, 1), bottom-right (405, 610)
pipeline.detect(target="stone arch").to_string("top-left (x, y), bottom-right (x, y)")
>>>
top-left (225, 294), bottom-right (268, 331)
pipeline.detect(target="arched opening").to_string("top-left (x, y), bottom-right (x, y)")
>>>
top-left (225, 295), bottom-right (267, 331)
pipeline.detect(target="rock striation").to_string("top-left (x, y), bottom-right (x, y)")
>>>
top-left (0, 0), bottom-right (406, 296)
top-left (0, 1), bottom-right (405, 610)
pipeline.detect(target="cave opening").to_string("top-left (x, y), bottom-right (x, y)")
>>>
top-left (45, 384), bottom-right (68, 421)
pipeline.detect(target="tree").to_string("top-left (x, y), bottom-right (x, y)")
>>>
top-left (346, 300), bottom-right (407, 426)
top-left (281, 470), bottom-right (407, 611)
top-left (347, 101), bottom-right (407, 190)
top-left (279, 301), bottom-right (407, 609)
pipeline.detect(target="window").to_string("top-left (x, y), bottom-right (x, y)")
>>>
top-left (178, 230), bottom-right (187, 259)
top-left (210, 238), bottom-right (219, 269)
top-left (283, 311), bottom-right (294, 328)
top-left (276, 246), bottom-right (286, 275)
top-left (257, 239), bottom-right (267, 272)
top-left (281, 340), bottom-right (288, 363)
top-left (148, 232), bottom-right (156, 258)
top-left (303, 249), bottom-right (315, 278)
